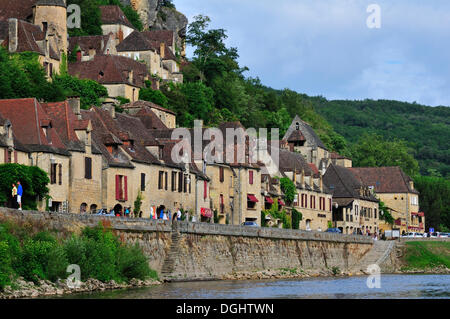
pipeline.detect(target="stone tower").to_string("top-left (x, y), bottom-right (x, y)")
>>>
top-left (33, 0), bottom-right (68, 55)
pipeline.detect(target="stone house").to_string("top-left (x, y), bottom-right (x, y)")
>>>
top-left (0, 0), bottom-right (68, 77)
top-left (330, 152), bottom-right (352, 168)
top-left (116, 30), bottom-right (182, 84)
top-left (68, 33), bottom-right (117, 62)
top-left (69, 55), bottom-right (150, 102)
top-left (81, 104), bottom-right (210, 219)
top-left (349, 167), bottom-right (424, 235)
top-left (283, 115), bottom-right (331, 175)
top-left (323, 164), bottom-right (380, 235)
top-left (121, 100), bottom-right (176, 129)
top-left (99, 5), bottom-right (135, 44)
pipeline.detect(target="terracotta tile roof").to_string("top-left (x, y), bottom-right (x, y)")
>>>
top-left (144, 30), bottom-right (174, 47)
top-left (41, 101), bottom-right (87, 152)
top-left (122, 100), bottom-right (176, 115)
top-left (69, 55), bottom-right (149, 88)
top-left (330, 152), bottom-right (351, 160)
top-left (308, 163), bottom-right (320, 177)
top-left (99, 5), bottom-right (134, 29)
top-left (348, 166), bottom-right (419, 194)
top-left (0, 98), bottom-right (69, 155)
top-left (0, 20), bottom-right (8, 41)
top-left (0, 0), bottom-right (36, 21)
top-left (68, 34), bottom-right (112, 56)
top-left (323, 164), bottom-right (378, 202)
top-left (287, 129), bottom-right (306, 143)
top-left (34, 0), bottom-right (66, 7)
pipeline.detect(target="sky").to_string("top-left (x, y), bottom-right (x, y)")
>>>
top-left (174, 0), bottom-right (450, 107)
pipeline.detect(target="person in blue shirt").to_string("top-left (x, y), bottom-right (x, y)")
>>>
top-left (17, 181), bottom-right (23, 211)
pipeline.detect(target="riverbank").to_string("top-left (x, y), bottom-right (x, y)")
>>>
top-left (396, 241), bottom-right (450, 274)
top-left (0, 277), bottom-right (161, 299)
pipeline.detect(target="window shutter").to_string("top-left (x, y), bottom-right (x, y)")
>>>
top-left (249, 171), bottom-right (253, 185)
top-left (141, 173), bottom-right (145, 191)
top-left (165, 172), bottom-right (168, 190)
top-left (85, 157), bottom-right (92, 179)
top-left (172, 172), bottom-right (176, 191)
top-left (178, 172), bottom-right (183, 193)
top-left (115, 175), bottom-right (120, 200)
top-left (204, 181), bottom-right (207, 199)
top-left (219, 167), bottom-right (224, 182)
top-left (14, 151), bottom-right (17, 163)
top-left (329, 198), bottom-right (332, 211)
top-left (58, 164), bottom-right (62, 185)
top-left (4, 149), bottom-right (7, 163)
top-left (124, 176), bottom-right (128, 201)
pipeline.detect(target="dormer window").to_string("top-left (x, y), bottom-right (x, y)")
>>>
top-left (295, 122), bottom-right (300, 130)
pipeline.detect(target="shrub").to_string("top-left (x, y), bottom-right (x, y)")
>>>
top-left (116, 244), bottom-right (153, 282)
top-left (291, 209), bottom-right (302, 230)
top-left (0, 241), bottom-right (12, 290)
top-left (280, 178), bottom-right (296, 205)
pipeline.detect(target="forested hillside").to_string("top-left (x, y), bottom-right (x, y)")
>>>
top-left (304, 97), bottom-right (450, 177)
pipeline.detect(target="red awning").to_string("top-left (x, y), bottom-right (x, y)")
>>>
top-left (247, 194), bottom-right (259, 203)
top-left (418, 212), bottom-right (425, 217)
top-left (201, 208), bottom-right (212, 218)
top-left (278, 199), bottom-right (286, 206)
top-left (265, 196), bottom-right (274, 204)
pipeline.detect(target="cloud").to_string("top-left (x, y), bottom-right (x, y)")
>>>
top-left (174, 0), bottom-right (450, 106)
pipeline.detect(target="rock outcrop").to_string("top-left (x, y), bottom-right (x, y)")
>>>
top-left (120, 0), bottom-right (188, 51)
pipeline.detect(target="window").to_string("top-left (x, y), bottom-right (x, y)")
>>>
top-left (204, 181), bottom-right (207, 199)
top-left (310, 195), bottom-right (315, 209)
top-left (329, 198), bottom-right (332, 212)
top-left (184, 175), bottom-right (188, 193)
top-left (115, 175), bottom-right (127, 201)
top-left (158, 171), bottom-right (164, 190)
top-left (141, 173), bottom-right (146, 191)
top-left (165, 172), bottom-right (168, 190)
top-left (171, 172), bottom-right (177, 191)
top-left (85, 157), bottom-right (92, 179)
top-left (178, 172), bottom-right (183, 193)
top-left (58, 164), bottom-right (62, 185)
top-left (4, 149), bottom-right (11, 163)
top-left (50, 163), bottom-right (57, 184)
top-left (220, 194), bottom-right (224, 213)
top-left (219, 167), bottom-right (224, 183)
top-left (249, 170), bottom-right (254, 185)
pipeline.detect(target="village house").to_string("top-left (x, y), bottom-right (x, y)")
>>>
top-left (349, 167), bottom-right (424, 235)
top-left (121, 100), bottom-right (176, 129)
top-left (116, 30), bottom-right (183, 84)
top-left (68, 33), bottom-right (117, 62)
top-left (323, 164), bottom-right (380, 235)
top-left (330, 152), bottom-right (353, 168)
top-left (0, 98), bottom-right (100, 212)
top-left (69, 54), bottom-right (151, 102)
top-left (99, 5), bottom-right (135, 44)
top-left (0, 0), bottom-right (68, 77)
top-left (283, 115), bottom-right (331, 175)
top-left (80, 103), bottom-right (210, 219)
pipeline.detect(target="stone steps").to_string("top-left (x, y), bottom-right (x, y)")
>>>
top-left (160, 232), bottom-right (182, 278)
top-left (351, 240), bottom-right (395, 273)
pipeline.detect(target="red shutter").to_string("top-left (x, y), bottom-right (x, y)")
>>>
top-left (14, 151), bottom-right (17, 163)
top-left (115, 175), bottom-right (120, 200)
top-left (305, 195), bottom-right (307, 208)
top-left (249, 171), bottom-right (253, 185)
top-left (124, 176), bottom-right (128, 201)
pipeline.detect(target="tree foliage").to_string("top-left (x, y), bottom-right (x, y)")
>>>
top-left (351, 133), bottom-right (420, 177)
top-left (280, 177), bottom-right (296, 206)
top-left (0, 164), bottom-right (49, 211)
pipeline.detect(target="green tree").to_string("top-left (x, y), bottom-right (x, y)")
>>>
top-left (280, 178), bottom-right (296, 206)
top-left (351, 133), bottom-right (420, 176)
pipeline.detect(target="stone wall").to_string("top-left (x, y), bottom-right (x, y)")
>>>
top-left (0, 208), bottom-right (373, 280)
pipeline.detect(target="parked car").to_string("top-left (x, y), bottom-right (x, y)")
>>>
top-left (325, 228), bottom-right (342, 233)
top-left (242, 221), bottom-right (259, 227)
top-left (96, 209), bottom-right (115, 216)
top-left (437, 232), bottom-right (449, 238)
top-left (427, 232), bottom-right (438, 238)
top-left (402, 232), bottom-right (423, 238)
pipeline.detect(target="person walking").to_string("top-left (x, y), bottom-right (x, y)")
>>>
top-left (177, 208), bottom-right (182, 221)
top-left (16, 181), bottom-right (23, 210)
top-left (11, 183), bottom-right (17, 209)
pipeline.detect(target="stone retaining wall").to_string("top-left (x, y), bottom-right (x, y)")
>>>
top-left (0, 208), bottom-right (374, 280)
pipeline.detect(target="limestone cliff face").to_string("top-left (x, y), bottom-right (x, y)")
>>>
top-left (120, 0), bottom-right (188, 50)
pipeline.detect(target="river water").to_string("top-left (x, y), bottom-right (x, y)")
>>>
top-left (52, 274), bottom-right (450, 299)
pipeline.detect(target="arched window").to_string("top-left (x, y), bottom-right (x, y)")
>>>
top-left (80, 203), bottom-right (87, 214)
top-left (306, 219), bottom-right (311, 231)
top-left (90, 204), bottom-right (97, 214)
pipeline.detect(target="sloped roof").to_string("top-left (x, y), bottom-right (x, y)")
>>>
top-left (0, 0), bottom-right (36, 21)
top-left (0, 98), bottom-right (69, 155)
top-left (287, 129), bottom-right (306, 143)
top-left (144, 30), bottom-right (174, 47)
top-left (34, 0), bottom-right (66, 7)
top-left (323, 164), bottom-right (378, 202)
top-left (0, 20), bottom-right (8, 40)
top-left (68, 34), bottom-right (112, 55)
top-left (349, 166), bottom-right (419, 194)
top-left (331, 152), bottom-right (351, 160)
top-left (283, 115), bottom-right (327, 150)
top-left (122, 100), bottom-right (176, 115)
top-left (99, 5), bottom-right (134, 29)
top-left (69, 55), bottom-right (149, 87)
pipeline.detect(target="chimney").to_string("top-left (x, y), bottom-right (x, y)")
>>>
top-left (160, 42), bottom-right (165, 59)
top-left (8, 18), bottom-right (18, 53)
top-left (102, 103), bottom-right (116, 119)
top-left (68, 97), bottom-right (81, 120)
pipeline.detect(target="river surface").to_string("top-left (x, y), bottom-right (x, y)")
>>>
top-left (51, 274), bottom-right (450, 299)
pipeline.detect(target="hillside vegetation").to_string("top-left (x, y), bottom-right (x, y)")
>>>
top-left (402, 241), bottom-right (450, 271)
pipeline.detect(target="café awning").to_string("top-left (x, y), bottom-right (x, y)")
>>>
top-left (265, 196), bottom-right (274, 204)
top-left (278, 199), bottom-right (286, 206)
top-left (247, 194), bottom-right (259, 203)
